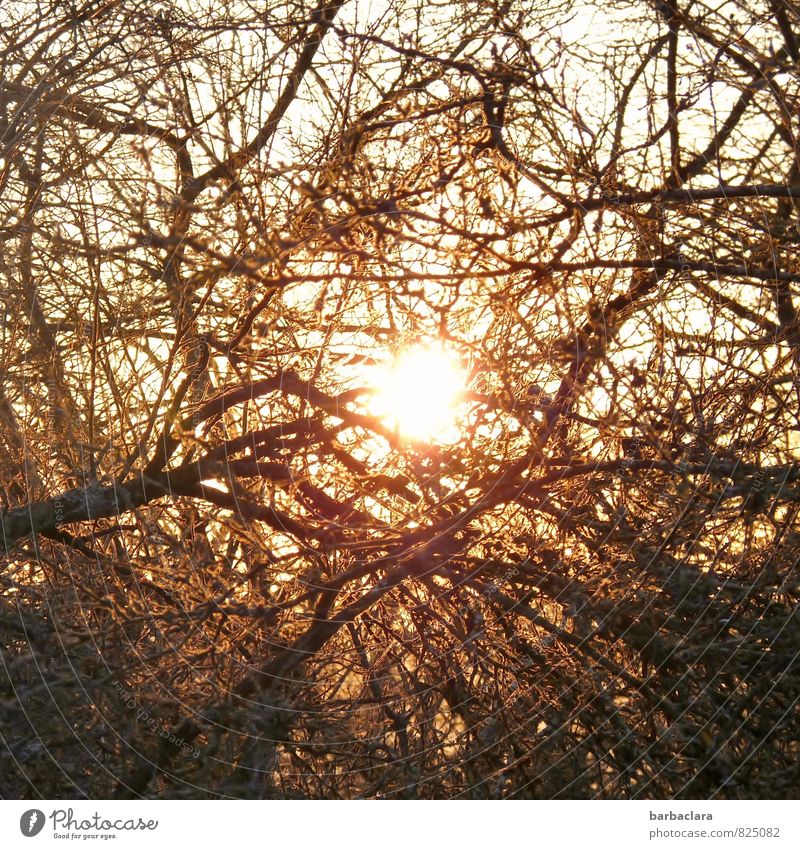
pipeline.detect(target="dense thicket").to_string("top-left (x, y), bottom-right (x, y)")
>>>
top-left (1, 0), bottom-right (799, 798)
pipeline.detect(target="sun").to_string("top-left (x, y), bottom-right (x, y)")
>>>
top-left (368, 342), bottom-right (467, 442)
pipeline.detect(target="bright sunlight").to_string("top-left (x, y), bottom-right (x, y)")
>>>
top-left (368, 343), bottom-right (467, 442)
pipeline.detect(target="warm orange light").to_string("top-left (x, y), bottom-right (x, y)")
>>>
top-left (368, 342), bottom-right (466, 442)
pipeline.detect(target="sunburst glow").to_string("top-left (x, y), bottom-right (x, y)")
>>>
top-left (368, 343), bottom-right (467, 442)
